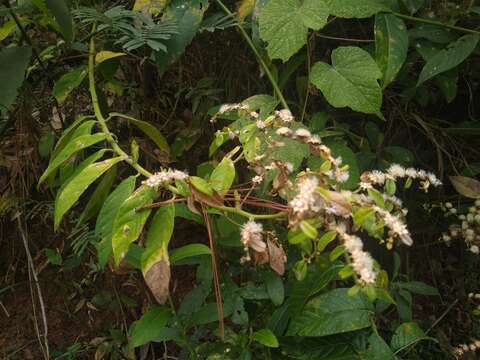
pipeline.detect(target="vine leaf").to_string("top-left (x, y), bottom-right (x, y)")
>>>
top-left (112, 185), bottom-right (157, 265)
top-left (417, 34), bottom-right (479, 85)
top-left (45, 0), bottom-right (74, 42)
top-left (449, 176), bottom-right (480, 199)
top-left (96, 176), bottom-right (137, 267)
top-left (310, 46), bottom-right (383, 118)
top-left (53, 67), bottom-right (87, 104)
top-left (287, 288), bottom-right (373, 336)
top-left (38, 132), bottom-right (107, 185)
top-left (129, 306), bottom-right (172, 348)
top-left (259, 0), bottom-right (329, 62)
top-left (0, 46), bottom-right (32, 114)
top-left (54, 157), bottom-right (122, 229)
top-left (324, 0), bottom-right (391, 18)
top-left (375, 14), bottom-right (408, 88)
top-left (141, 204), bottom-right (175, 304)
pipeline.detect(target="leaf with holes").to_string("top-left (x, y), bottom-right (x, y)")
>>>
top-left (142, 204), bottom-right (175, 304)
top-left (259, 0), bottom-right (329, 62)
top-left (112, 185), bottom-right (157, 265)
top-left (375, 14), bottom-right (408, 87)
top-left (54, 157), bottom-right (122, 229)
top-left (310, 46), bottom-right (383, 117)
top-left (324, 0), bottom-right (391, 18)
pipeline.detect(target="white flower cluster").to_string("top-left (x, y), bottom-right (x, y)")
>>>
top-left (240, 221), bottom-right (266, 262)
top-left (337, 226), bottom-right (376, 284)
top-left (218, 103), bottom-right (249, 114)
top-left (143, 169), bottom-right (189, 188)
top-left (442, 200), bottom-right (480, 254)
top-left (289, 177), bottom-right (323, 221)
top-left (452, 339), bottom-right (480, 358)
top-left (274, 109), bottom-right (294, 123)
top-left (374, 206), bottom-right (413, 247)
top-left (361, 164), bottom-right (442, 192)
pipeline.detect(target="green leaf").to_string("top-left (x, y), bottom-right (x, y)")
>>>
top-left (367, 332), bottom-right (395, 360)
top-left (170, 243), bottom-right (211, 264)
top-left (252, 329), bottom-right (279, 348)
top-left (324, 0), bottom-right (391, 18)
top-left (39, 133), bottom-right (107, 185)
top-left (375, 14), bottom-right (408, 88)
top-left (0, 20), bottom-right (17, 42)
top-left (310, 46), bottom-right (383, 117)
top-left (417, 34), bottom-right (479, 85)
top-left (329, 245), bottom-right (345, 261)
top-left (45, 248), bottom-right (62, 266)
top-left (155, 0), bottom-right (207, 71)
top-left (95, 176), bottom-right (136, 267)
top-left (288, 228), bottom-right (308, 245)
top-left (190, 176), bottom-right (213, 196)
top-left (95, 51), bottom-right (126, 64)
top-left (54, 157), bottom-right (122, 229)
top-left (50, 116), bottom-right (93, 159)
top-left (125, 116), bottom-right (170, 153)
top-left (390, 322), bottom-right (427, 351)
top-left (112, 185), bottom-right (157, 264)
top-left (130, 306), bottom-right (172, 348)
top-left (210, 157), bottom-right (235, 193)
top-left (265, 271), bottom-right (284, 306)
top-left (78, 165), bottom-right (117, 225)
top-left (57, 150), bottom-right (108, 191)
top-left (0, 46), bottom-right (32, 114)
top-left (317, 231), bottom-right (337, 252)
top-left (259, 0), bottom-right (329, 62)
top-left (398, 281), bottom-right (439, 296)
top-left (288, 288), bottom-right (373, 337)
top-left (141, 204), bottom-right (175, 303)
top-left (368, 187), bottom-right (386, 208)
top-left (300, 220), bottom-right (318, 239)
top-left (45, 0), bottom-right (74, 42)
top-left (53, 67), bottom-right (87, 104)
top-left (353, 207), bottom-right (375, 227)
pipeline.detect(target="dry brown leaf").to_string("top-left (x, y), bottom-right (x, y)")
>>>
top-left (449, 176), bottom-right (480, 199)
top-left (190, 186), bottom-right (224, 207)
top-left (144, 259), bottom-right (171, 304)
top-left (267, 239), bottom-right (286, 275)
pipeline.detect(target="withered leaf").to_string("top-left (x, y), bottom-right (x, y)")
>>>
top-left (144, 259), bottom-right (171, 304)
top-left (267, 239), bottom-right (286, 276)
top-left (190, 186), bottom-right (224, 207)
top-left (449, 176), bottom-right (480, 199)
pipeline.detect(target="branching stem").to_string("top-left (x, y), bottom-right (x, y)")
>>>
top-left (393, 12), bottom-right (480, 35)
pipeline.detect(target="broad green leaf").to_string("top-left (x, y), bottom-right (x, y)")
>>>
top-left (210, 157), bottom-right (235, 193)
top-left (368, 187), bottom-right (386, 208)
top-left (310, 47), bottom-right (383, 117)
top-left (134, 0), bottom-right (169, 15)
top-left (324, 0), bottom-right (391, 18)
top-left (329, 245), bottom-right (345, 261)
top-left (449, 175), bottom-right (480, 199)
top-left (417, 34), bottom-right (479, 85)
top-left (300, 220), bottom-right (318, 239)
top-left (265, 271), bottom-right (284, 306)
top-left (259, 0), bottom-right (329, 62)
top-left (0, 46), bottom-right (32, 114)
top-left (142, 204), bottom-right (175, 304)
top-left (170, 243), bottom-right (211, 264)
top-left (317, 231), bottom-right (337, 252)
top-left (54, 157), bottom-right (122, 229)
top-left (287, 288), bottom-right (373, 336)
top-left (155, 0), bottom-right (207, 71)
top-left (398, 281), bottom-right (439, 296)
top-left (123, 115), bottom-right (170, 153)
top-left (39, 133), bottom-right (107, 185)
top-left (252, 329), bottom-right (279, 348)
top-left (375, 14), bottom-right (408, 87)
top-left (112, 185), bottom-right (157, 264)
top-left (78, 165), bottom-right (117, 225)
top-left (366, 333), bottom-right (395, 359)
top-left (57, 150), bottom-right (108, 191)
top-left (353, 207), bottom-right (375, 226)
top-left (52, 67), bottom-right (87, 104)
top-left (95, 176), bottom-right (136, 267)
top-left (130, 306), bottom-right (172, 348)
top-left (45, 0), bottom-right (73, 42)
top-left (288, 228), bottom-right (308, 245)
top-left (174, 203), bottom-right (204, 225)
top-left (390, 322), bottom-right (427, 351)
top-left (95, 51), bottom-right (126, 64)
top-left (50, 116), bottom-right (93, 159)
top-left (190, 176), bottom-right (213, 196)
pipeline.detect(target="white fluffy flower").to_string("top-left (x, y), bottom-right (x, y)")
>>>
top-left (275, 109), bottom-right (294, 123)
top-left (143, 169), bottom-right (189, 187)
top-left (289, 177), bottom-right (322, 218)
top-left (388, 164), bottom-right (406, 178)
top-left (241, 221), bottom-right (266, 253)
top-left (276, 127), bottom-right (292, 137)
top-left (295, 128), bottom-right (311, 139)
top-left (342, 232), bottom-right (376, 284)
top-left (256, 120), bottom-right (266, 129)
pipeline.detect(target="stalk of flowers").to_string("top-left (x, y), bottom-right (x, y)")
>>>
top-left (335, 223), bottom-right (377, 284)
top-left (442, 200), bottom-right (480, 254)
top-left (372, 205), bottom-right (413, 247)
top-left (275, 126), bottom-right (349, 184)
top-left (288, 176), bottom-right (325, 226)
top-left (212, 102), bottom-right (260, 124)
top-left (360, 164), bottom-right (442, 192)
top-left (142, 169), bottom-right (189, 188)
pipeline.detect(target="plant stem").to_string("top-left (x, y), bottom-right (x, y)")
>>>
top-left (215, 0), bottom-right (289, 110)
top-left (393, 12), bottom-right (480, 35)
top-left (215, 204), bottom-right (287, 220)
top-left (88, 26), bottom-right (152, 178)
